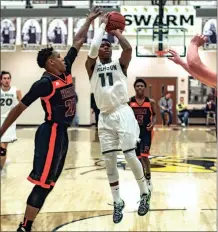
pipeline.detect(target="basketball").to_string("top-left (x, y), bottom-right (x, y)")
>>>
top-left (106, 12), bottom-right (125, 32)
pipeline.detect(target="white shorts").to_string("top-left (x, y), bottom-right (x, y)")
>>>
top-left (98, 104), bottom-right (140, 154)
top-left (0, 118), bottom-right (17, 143)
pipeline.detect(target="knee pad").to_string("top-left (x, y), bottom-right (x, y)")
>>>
top-left (0, 147), bottom-right (7, 157)
top-left (27, 185), bottom-right (53, 209)
top-left (104, 152), bottom-right (119, 183)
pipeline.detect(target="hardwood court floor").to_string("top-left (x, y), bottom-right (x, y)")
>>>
top-left (1, 127), bottom-right (217, 231)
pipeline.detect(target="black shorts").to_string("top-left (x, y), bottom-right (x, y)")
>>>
top-left (136, 130), bottom-right (154, 158)
top-left (28, 122), bottom-right (69, 189)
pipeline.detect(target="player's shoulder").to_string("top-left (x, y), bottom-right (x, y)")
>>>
top-left (129, 96), bottom-right (136, 102)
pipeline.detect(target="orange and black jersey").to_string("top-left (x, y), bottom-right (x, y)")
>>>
top-left (129, 96), bottom-right (153, 132)
top-left (21, 47), bottom-right (77, 126)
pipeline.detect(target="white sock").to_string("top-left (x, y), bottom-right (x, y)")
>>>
top-left (111, 185), bottom-right (122, 204)
top-left (124, 150), bottom-right (149, 195)
top-left (136, 176), bottom-right (148, 196)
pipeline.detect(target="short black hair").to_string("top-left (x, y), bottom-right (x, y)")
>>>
top-left (37, 47), bottom-right (54, 68)
top-left (1, 71), bottom-right (11, 79)
top-left (134, 78), bottom-right (147, 88)
top-left (102, 38), bottom-right (111, 44)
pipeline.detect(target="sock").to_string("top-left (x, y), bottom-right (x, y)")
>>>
top-left (21, 217), bottom-right (33, 231)
top-left (124, 150), bottom-right (148, 196)
top-left (136, 176), bottom-right (149, 196)
top-left (110, 184), bottom-right (122, 204)
top-left (145, 173), bottom-right (151, 180)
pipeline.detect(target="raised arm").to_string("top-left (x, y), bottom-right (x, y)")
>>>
top-left (73, 7), bottom-right (102, 52)
top-left (110, 29), bottom-right (132, 76)
top-left (85, 13), bottom-right (109, 79)
top-left (168, 35), bottom-right (216, 88)
top-left (187, 35), bottom-right (216, 87)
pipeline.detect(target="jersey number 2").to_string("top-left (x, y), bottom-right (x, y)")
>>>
top-left (99, 72), bottom-right (113, 87)
top-left (65, 98), bottom-right (76, 117)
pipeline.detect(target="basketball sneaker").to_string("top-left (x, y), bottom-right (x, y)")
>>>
top-left (138, 190), bottom-right (151, 216)
top-left (17, 223), bottom-right (28, 232)
top-left (113, 199), bottom-right (125, 223)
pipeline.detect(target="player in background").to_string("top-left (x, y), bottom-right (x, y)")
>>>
top-left (0, 7), bottom-right (102, 232)
top-left (129, 79), bottom-right (156, 191)
top-left (85, 14), bottom-right (151, 224)
top-left (0, 71), bottom-right (22, 176)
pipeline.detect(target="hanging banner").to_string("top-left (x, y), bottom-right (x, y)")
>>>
top-left (0, 18), bottom-right (16, 52)
top-left (21, 18), bottom-right (42, 51)
top-left (73, 17), bottom-right (94, 48)
top-left (202, 18), bottom-right (217, 50)
top-left (47, 18), bottom-right (68, 51)
top-left (121, 6), bottom-right (196, 35)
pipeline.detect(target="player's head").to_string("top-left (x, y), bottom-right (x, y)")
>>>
top-left (37, 47), bottom-right (66, 73)
top-left (1, 71), bottom-right (11, 88)
top-left (99, 39), bottom-right (112, 62)
top-left (165, 92), bottom-right (171, 99)
top-left (134, 79), bottom-right (147, 97)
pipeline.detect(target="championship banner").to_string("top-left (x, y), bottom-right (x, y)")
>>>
top-left (121, 6), bottom-right (196, 36)
top-left (202, 18), bottom-right (217, 50)
top-left (21, 18), bottom-right (42, 51)
top-left (0, 18), bottom-right (16, 52)
top-left (47, 18), bottom-right (68, 51)
top-left (73, 17), bottom-right (94, 48)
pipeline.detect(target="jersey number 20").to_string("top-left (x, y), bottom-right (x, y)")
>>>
top-left (0, 98), bottom-right (13, 106)
top-left (99, 72), bottom-right (113, 87)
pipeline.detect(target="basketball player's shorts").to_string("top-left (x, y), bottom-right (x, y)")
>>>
top-left (0, 117), bottom-right (17, 143)
top-left (98, 104), bottom-right (140, 154)
top-left (136, 129), bottom-right (154, 159)
top-left (28, 122), bottom-right (69, 189)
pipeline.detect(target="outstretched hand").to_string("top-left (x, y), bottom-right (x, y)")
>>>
top-left (167, 49), bottom-right (184, 65)
top-left (190, 34), bottom-right (207, 47)
top-left (87, 6), bottom-right (102, 21)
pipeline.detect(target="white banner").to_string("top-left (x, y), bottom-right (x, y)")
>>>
top-left (202, 18), bottom-right (217, 50)
top-left (121, 6), bottom-right (196, 35)
top-left (47, 18), bottom-right (68, 51)
top-left (21, 18), bottom-right (42, 51)
top-left (0, 18), bottom-right (17, 52)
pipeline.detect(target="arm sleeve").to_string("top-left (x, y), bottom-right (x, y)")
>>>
top-left (21, 78), bottom-right (52, 107)
top-left (64, 47), bottom-right (78, 74)
top-left (88, 23), bottom-right (106, 59)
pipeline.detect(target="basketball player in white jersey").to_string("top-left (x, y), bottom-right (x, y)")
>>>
top-left (0, 71), bottom-right (22, 175)
top-left (85, 14), bottom-right (151, 224)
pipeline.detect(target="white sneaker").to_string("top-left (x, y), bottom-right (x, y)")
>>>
top-left (181, 123), bottom-right (185, 127)
top-left (147, 179), bottom-right (153, 192)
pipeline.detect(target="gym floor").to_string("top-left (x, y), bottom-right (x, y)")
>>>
top-left (1, 126), bottom-right (216, 231)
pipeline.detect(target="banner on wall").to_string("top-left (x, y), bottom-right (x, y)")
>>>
top-left (0, 18), bottom-right (16, 52)
top-left (121, 6), bottom-right (196, 35)
top-left (47, 18), bottom-right (68, 51)
top-left (73, 17), bottom-right (94, 48)
top-left (202, 18), bottom-right (217, 50)
top-left (21, 18), bottom-right (42, 51)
